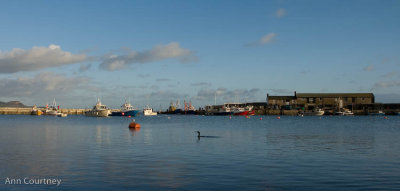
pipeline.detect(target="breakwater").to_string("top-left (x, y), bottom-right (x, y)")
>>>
top-left (0, 108), bottom-right (89, 115)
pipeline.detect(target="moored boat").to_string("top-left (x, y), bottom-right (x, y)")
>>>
top-left (369, 111), bottom-right (385, 116)
top-left (85, 99), bottom-right (111, 117)
top-left (143, 105), bottom-right (157, 116)
top-left (233, 105), bottom-right (254, 116)
top-left (44, 99), bottom-right (63, 116)
top-left (303, 108), bottom-right (325, 116)
top-left (110, 101), bottom-right (140, 117)
top-left (31, 105), bottom-right (43, 116)
top-left (335, 109), bottom-right (354, 116)
top-left (57, 113), bottom-right (67, 117)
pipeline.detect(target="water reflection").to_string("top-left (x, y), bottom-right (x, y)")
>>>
top-left (265, 133), bottom-right (375, 154)
top-left (129, 127), bottom-right (140, 136)
top-left (96, 125), bottom-right (111, 145)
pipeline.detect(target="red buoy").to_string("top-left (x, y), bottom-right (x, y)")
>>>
top-left (122, 112), bottom-right (125, 116)
top-left (277, 116), bottom-right (281, 119)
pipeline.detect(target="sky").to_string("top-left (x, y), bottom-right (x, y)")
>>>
top-left (0, 0), bottom-right (399, 109)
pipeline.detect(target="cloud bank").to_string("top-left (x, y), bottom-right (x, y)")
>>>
top-left (0, 44), bottom-right (88, 73)
top-left (0, 72), bottom-right (95, 98)
top-left (194, 88), bottom-right (261, 102)
top-left (100, 42), bottom-right (197, 71)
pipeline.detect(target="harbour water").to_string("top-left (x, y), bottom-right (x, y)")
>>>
top-left (1, 115), bottom-right (399, 190)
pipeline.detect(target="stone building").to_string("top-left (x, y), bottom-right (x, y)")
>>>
top-left (267, 91), bottom-right (375, 111)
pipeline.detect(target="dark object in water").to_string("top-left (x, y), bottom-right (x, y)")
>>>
top-left (195, 131), bottom-right (220, 138)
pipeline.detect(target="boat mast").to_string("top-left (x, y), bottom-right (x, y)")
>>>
top-left (214, 92), bottom-right (217, 105)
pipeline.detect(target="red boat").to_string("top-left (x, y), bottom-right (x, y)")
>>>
top-left (234, 110), bottom-right (255, 116)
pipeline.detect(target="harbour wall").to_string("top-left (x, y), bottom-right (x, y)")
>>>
top-left (0, 108), bottom-right (89, 115)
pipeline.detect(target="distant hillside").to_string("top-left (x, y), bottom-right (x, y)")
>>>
top-left (0, 101), bottom-right (28, 108)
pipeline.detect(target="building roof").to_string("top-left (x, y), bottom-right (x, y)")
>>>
top-left (296, 93), bottom-right (374, 98)
top-left (267, 96), bottom-right (295, 99)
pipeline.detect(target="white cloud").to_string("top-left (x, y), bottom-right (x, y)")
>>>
top-left (260, 33), bottom-right (277, 44)
top-left (245, 33), bottom-right (277, 47)
top-left (0, 44), bottom-right (88, 73)
top-left (100, 42), bottom-right (197, 71)
top-left (275, 8), bottom-right (287, 18)
top-left (363, 65), bottom-right (374, 71)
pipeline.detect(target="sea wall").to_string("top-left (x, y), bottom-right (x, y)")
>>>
top-left (0, 108), bottom-right (89, 115)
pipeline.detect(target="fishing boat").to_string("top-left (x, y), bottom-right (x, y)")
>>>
top-left (57, 113), bottom-right (67, 117)
top-left (213, 105), bottom-right (234, 115)
top-left (335, 109), bottom-right (354, 116)
top-left (303, 108), bottom-right (325, 116)
top-left (44, 99), bottom-right (62, 116)
top-left (182, 100), bottom-right (197, 114)
top-left (110, 101), bottom-right (140, 117)
top-left (233, 105), bottom-right (254, 116)
top-left (143, 105), bottom-right (157, 116)
top-left (31, 105), bottom-right (43, 116)
top-left (85, 98), bottom-right (111, 117)
top-left (369, 111), bottom-right (385, 116)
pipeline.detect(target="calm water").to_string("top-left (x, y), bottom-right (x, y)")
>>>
top-left (0, 115), bottom-right (399, 190)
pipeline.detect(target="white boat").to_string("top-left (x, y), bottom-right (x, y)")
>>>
top-left (143, 105), bottom-right (157, 116)
top-left (303, 108), bottom-right (325, 116)
top-left (336, 109), bottom-right (354, 116)
top-left (57, 113), bottom-right (68, 117)
top-left (45, 99), bottom-right (63, 116)
top-left (369, 111), bottom-right (385, 116)
top-left (85, 98), bottom-right (111, 117)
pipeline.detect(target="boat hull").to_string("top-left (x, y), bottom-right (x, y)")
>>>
top-left (85, 110), bottom-right (110, 117)
top-left (110, 110), bottom-right (139, 117)
top-left (144, 113), bottom-right (157, 116)
top-left (303, 111), bottom-right (325, 116)
top-left (234, 110), bottom-right (255, 116)
top-left (210, 112), bottom-right (234, 116)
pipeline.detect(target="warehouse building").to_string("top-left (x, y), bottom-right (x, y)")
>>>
top-left (267, 91), bottom-right (375, 111)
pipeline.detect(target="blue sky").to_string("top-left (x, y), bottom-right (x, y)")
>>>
top-left (0, 0), bottom-right (399, 109)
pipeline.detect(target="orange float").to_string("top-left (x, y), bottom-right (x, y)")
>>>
top-left (129, 120), bottom-right (141, 129)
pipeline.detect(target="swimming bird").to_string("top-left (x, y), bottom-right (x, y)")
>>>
top-left (195, 131), bottom-right (220, 138)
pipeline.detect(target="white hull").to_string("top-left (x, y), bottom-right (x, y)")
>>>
top-left (45, 110), bottom-right (59, 116)
top-left (336, 112), bottom-right (354, 116)
top-left (57, 113), bottom-right (68, 117)
top-left (144, 113), bottom-right (157, 116)
top-left (143, 106), bottom-right (157, 116)
top-left (304, 111), bottom-right (325, 116)
top-left (85, 110), bottom-right (110, 117)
